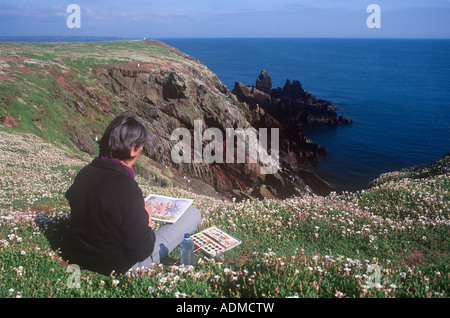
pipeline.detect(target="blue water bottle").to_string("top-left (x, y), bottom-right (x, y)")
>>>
top-left (180, 233), bottom-right (195, 266)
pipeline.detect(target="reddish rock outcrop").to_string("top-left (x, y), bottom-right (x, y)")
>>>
top-left (92, 60), bottom-right (338, 198)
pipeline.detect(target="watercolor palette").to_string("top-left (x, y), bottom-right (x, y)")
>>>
top-left (192, 226), bottom-right (242, 258)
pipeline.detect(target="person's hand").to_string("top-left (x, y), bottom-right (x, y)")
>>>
top-left (144, 202), bottom-right (152, 227)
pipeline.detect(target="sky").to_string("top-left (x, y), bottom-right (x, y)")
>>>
top-left (1, 0), bottom-right (450, 38)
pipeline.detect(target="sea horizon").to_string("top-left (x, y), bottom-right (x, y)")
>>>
top-left (2, 35), bottom-right (450, 41)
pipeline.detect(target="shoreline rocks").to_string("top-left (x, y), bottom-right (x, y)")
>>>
top-left (233, 70), bottom-right (353, 126)
top-left (231, 70), bottom-right (355, 197)
top-left (94, 62), bottom-right (343, 199)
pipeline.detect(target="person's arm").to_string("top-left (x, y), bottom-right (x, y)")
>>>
top-left (121, 189), bottom-right (156, 262)
top-left (144, 202), bottom-right (152, 227)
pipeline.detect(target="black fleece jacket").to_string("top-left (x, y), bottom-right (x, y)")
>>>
top-left (64, 157), bottom-right (155, 275)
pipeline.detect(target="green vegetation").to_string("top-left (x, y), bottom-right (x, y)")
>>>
top-left (0, 41), bottom-right (448, 298)
top-left (0, 40), bottom-right (189, 155)
top-left (0, 128), bottom-right (448, 298)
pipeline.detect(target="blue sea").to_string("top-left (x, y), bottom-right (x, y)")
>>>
top-left (161, 38), bottom-right (450, 193)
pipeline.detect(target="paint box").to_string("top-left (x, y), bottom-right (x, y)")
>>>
top-left (192, 226), bottom-right (242, 258)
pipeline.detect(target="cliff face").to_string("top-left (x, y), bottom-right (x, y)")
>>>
top-left (93, 43), bottom-right (341, 198)
top-left (0, 40), bottom-right (347, 200)
top-left (92, 42), bottom-right (260, 199)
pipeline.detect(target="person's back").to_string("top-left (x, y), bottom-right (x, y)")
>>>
top-left (63, 111), bottom-right (201, 275)
top-left (65, 156), bottom-right (155, 275)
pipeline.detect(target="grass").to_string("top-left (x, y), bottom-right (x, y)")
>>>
top-left (0, 40), bottom-right (448, 300)
top-left (0, 127), bottom-right (448, 298)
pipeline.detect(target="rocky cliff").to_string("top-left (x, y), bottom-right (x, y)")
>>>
top-left (0, 40), bottom-right (350, 200)
top-left (232, 70), bottom-right (352, 195)
top-left (234, 69), bottom-right (352, 126)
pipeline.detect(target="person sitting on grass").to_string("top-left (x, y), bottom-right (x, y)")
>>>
top-left (63, 111), bottom-right (202, 275)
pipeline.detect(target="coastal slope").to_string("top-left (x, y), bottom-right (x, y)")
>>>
top-left (0, 40), bottom-right (349, 199)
